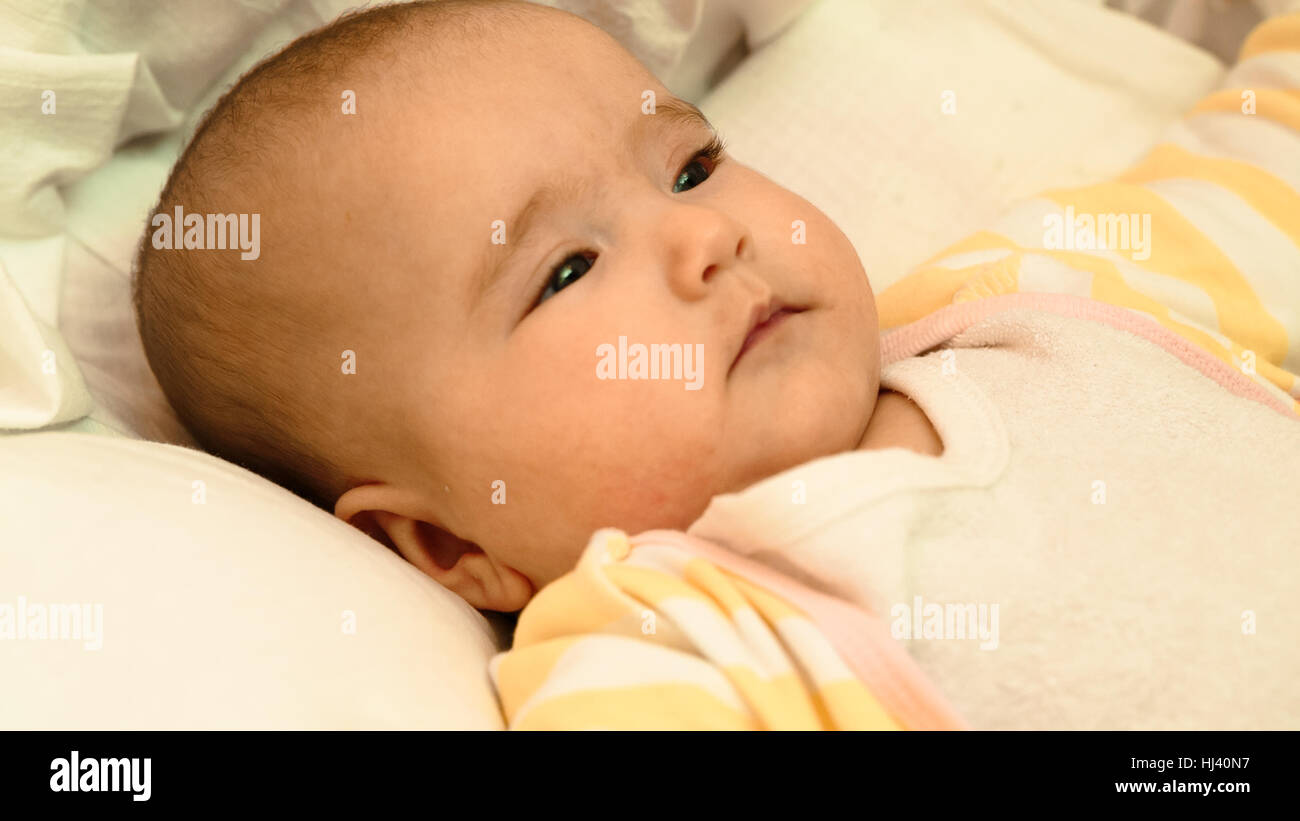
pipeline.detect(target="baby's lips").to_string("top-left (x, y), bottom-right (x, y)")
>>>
top-left (731, 303), bottom-right (806, 373)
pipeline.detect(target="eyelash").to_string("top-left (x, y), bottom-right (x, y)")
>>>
top-left (532, 134), bottom-right (728, 308)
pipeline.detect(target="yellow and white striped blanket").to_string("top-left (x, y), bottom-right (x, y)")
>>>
top-left (877, 14), bottom-right (1300, 416)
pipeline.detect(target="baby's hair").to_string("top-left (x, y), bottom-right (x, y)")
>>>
top-left (132, 0), bottom-right (530, 511)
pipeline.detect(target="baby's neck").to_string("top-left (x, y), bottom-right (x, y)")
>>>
top-left (856, 389), bottom-right (944, 457)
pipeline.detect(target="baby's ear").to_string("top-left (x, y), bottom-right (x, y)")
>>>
top-left (335, 484), bottom-right (533, 612)
top-left (334, 484), bottom-right (401, 549)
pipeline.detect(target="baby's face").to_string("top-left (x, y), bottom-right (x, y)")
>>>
top-left (338, 6), bottom-right (879, 598)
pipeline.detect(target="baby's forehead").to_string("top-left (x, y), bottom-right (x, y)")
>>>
top-left (309, 8), bottom-right (677, 302)
top-left (411, 8), bottom-right (657, 112)
top-left (367, 24), bottom-right (669, 201)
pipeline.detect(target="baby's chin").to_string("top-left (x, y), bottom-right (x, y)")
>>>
top-left (727, 353), bottom-right (876, 481)
top-left (719, 407), bottom-right (869, 497)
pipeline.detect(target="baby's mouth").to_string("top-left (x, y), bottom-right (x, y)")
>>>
top-left (730, 301), bottom-right (806, 375)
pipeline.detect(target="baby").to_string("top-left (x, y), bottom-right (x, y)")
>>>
top-left (133, 0), bottom-right (934, 610)
top-left (135, 0), bottom-right (1300, 728)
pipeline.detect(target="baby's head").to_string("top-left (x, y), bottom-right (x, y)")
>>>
top-left (134, 0), bottom-right (881, 611)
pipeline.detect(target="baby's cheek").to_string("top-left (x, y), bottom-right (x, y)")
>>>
top-left (571, 404), bottom-right (721, 527)
top-left (585, 461), bottom-right (715, 534)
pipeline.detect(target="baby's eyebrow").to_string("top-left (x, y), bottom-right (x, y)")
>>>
top-left (472, 95), bottom-right (716, 307)
top-left (651, 96), bottom-right (715, 134)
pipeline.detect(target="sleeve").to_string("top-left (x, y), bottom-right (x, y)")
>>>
top-left (487, 529), bottom-right (909, 730)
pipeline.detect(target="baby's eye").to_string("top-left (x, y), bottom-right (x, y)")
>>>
top-left (537, 251), bottom-right (595, 304)
top-left (531, 137), bottom-right (725, 312)
top-left (672, 135), bottom-right (726, 194)
top-left (673, 158), bottom-right (712, 193)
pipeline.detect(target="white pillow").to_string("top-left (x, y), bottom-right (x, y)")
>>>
top-left (0, 432), bottom-right (506, 729)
